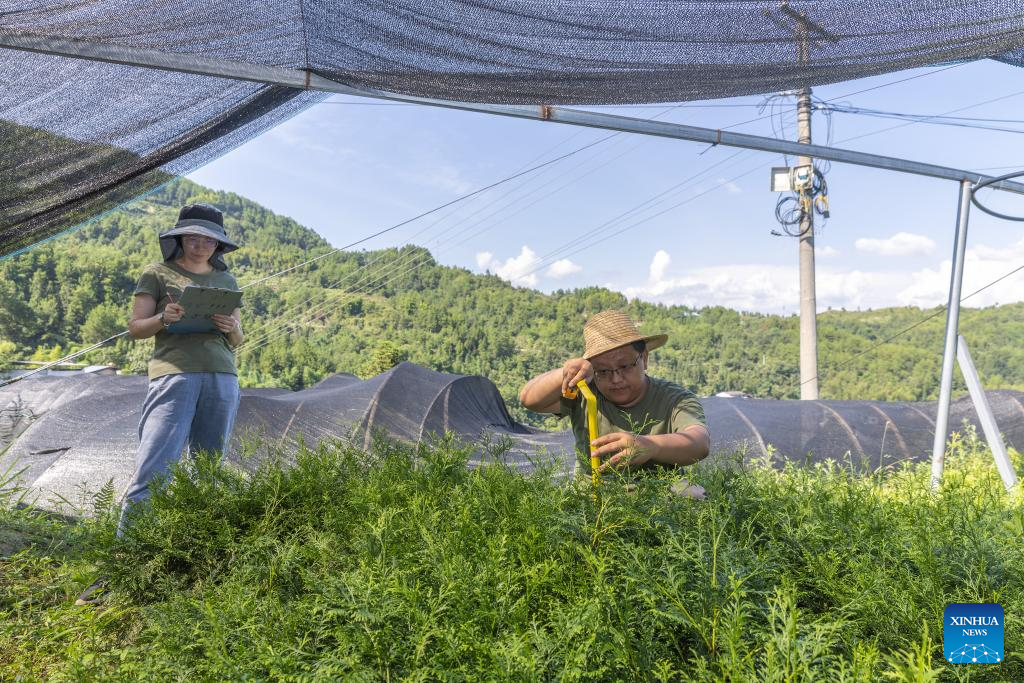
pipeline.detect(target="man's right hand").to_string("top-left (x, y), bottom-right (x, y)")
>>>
top-left (561, 358), bottom-right (594, 396)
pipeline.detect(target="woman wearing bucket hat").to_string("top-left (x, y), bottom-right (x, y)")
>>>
top-left (76, 203), bottom-right (243, 605)
top-left (519, 310), bottom-right (709, 479)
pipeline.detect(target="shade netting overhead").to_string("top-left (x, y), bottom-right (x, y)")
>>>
top-left (2, 363), bottom-right (1021, 514)
top-left (3, 1), bottom-right (1024, 257)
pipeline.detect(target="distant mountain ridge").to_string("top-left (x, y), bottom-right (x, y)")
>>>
top-left (0, 178), bottom-right (1021, 423)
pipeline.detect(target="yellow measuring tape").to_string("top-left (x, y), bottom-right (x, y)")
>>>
top-left (564, 379), bottom-right (601, 489)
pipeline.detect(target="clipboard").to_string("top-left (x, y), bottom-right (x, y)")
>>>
top-left (165, 285), bottom-right (242, 334)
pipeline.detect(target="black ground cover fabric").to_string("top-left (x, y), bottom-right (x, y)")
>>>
top-left (1, 362), bottom-right (1021, 514)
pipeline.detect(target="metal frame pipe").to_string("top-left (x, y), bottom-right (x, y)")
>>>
top-left (956, 335), bottom-right (1019, 492)
top-left (3, 30), bottom-right (1024, 194)
top-left (930, 180), bottom-right (972, 489)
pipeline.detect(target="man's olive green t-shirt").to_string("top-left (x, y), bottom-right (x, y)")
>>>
top-left (134, 262), bottom-right (239, 380)
top-left (559, 376), bottom-right (707, 470)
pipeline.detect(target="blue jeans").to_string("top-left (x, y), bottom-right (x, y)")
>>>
top-left (119, 372), bottom-right (239, 532)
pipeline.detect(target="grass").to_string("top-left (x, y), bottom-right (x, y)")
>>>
top-left (1, 428), bottom-right (1022, 681)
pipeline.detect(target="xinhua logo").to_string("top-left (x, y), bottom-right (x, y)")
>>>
top-left (944, 603), bottom-right (1004, 664)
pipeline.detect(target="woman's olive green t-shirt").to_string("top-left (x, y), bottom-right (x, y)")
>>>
top-left (134, 262), bottom-right (239, 380)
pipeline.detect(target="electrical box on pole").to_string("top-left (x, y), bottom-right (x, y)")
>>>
top-left (770, 165), bottom-right (813, 192)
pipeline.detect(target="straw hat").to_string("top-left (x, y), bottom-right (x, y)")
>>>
top-left (582, 310), bottom-right (667, 360)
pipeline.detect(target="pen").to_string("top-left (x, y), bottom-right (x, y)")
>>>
top-left (162, 291), bottom-right (177, 329)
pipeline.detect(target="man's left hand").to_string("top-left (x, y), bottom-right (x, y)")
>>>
top-left (592, 433), bottom-right (652, 472)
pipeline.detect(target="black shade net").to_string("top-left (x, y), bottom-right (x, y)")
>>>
top-left (2, 362), bottom-right (1021, 515)
top-left (2, 2), bottom-right (1024, 258)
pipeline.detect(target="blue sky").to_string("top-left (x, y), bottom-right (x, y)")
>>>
top-left (190, 58), bottom-right (1024, 314)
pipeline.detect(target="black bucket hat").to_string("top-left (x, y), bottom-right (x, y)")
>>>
top-left (158, 204), bottom-right (239, 271)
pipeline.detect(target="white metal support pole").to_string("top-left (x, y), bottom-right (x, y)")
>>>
top-left (956, 334), bottom-right (1019, 492)
top-left (797, 87), bottom-right (819, 400)
top-left (930, 179), bottom-right (972, 489)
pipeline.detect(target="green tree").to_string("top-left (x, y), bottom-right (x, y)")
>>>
top-left (0, 339), bottom-right (17, 370)
top-left (361, 341), bottom-right (407, 378)
top-left (81, 302), bottom-right (127, 343)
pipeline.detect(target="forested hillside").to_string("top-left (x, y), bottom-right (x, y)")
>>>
top-left (1, 179), bottom-right (1021, 424)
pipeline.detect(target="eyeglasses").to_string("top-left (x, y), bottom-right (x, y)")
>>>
top-left (593, 353), bottom-right (643, 381)
top-left (182, 235), bottom-right (219, 247)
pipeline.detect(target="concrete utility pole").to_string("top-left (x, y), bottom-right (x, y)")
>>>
top-left (796, 86), bottom-right (818, 399)
top-left (769, 1), bottom-right (833, 400)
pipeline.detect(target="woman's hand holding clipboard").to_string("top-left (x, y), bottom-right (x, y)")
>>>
top-left (164, 285), bottom-right (242, 334)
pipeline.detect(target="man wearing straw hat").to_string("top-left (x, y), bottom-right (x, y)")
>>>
top-left (520, 310), bottom-right (709, 478)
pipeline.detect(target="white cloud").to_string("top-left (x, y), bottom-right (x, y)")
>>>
top-left (649, 249), bottom-right (671, 282)
top-left (818, 245), bottom-right (840, 258)
top-left (617, 242), bottom-right (1024, 313)
top-left (475, 246), bottom-right (540, 286)
top-left (972, 235), bottom-right (1024, 262)
top-left (897, 238), bottom-right (1024, 306)
top-left (420, 165), bottom-right (474, 194)
top-left (400, 165), bottom-right (474, 195)
top-left (545, 259), bottom-right (582, 279)
top-left (855, 232), bottom-right (935, 257)
top-left (269, 125), bottom-right (355, 158)
top-left (883, 237), bottom-right (1024, 308)
top-left (717, 178), bottom-right (743, 194)
top-left (624, 264), bottom-right (797, 312)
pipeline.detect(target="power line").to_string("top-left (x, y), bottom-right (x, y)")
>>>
top-left (0, 64), bottom-right (991, 384)
top-left (516, 151), bottom-right (754, 280)
top-left (0, 331), bottom-right (130, 388)
top-left (374, 99), bottom-right (696, 254)
top-left (525, 161), bottom-right (765, 280)
top-left (822, 63), bottom-right (964, 100)
top-left (236, 131), bottom-right (640, 350)
top-left (240, 136), bottom-right (748, 354)
top-left (1, 133), bottom-right (618, 387)
top-left (258, 62), bottom-right (974, 316)
top-left (822, 100), bottom-right (1024, 134)
top-left (249, 67), bottom-right (1012, 349)
top-left (824, 106), bottom-right (1024, 126)
top-left (797, 262), bottom-right (1024, 389)
top-left (833, 89), bottom-right (1024, 146)
top-left (237, 131), bottom-right (652, 351)
top-left (716, 63), bottom-right (966, 133)
top-left (240, 102), bottom-right (703, 346)
top-left (972, 165), bottom-right (1024, 172)
top-left (218, 65), bottom-right (1024, 366)
top-left (240, 134), bottom-right (689, 353)
top-left (240, 135), bottom-right (609, 290)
